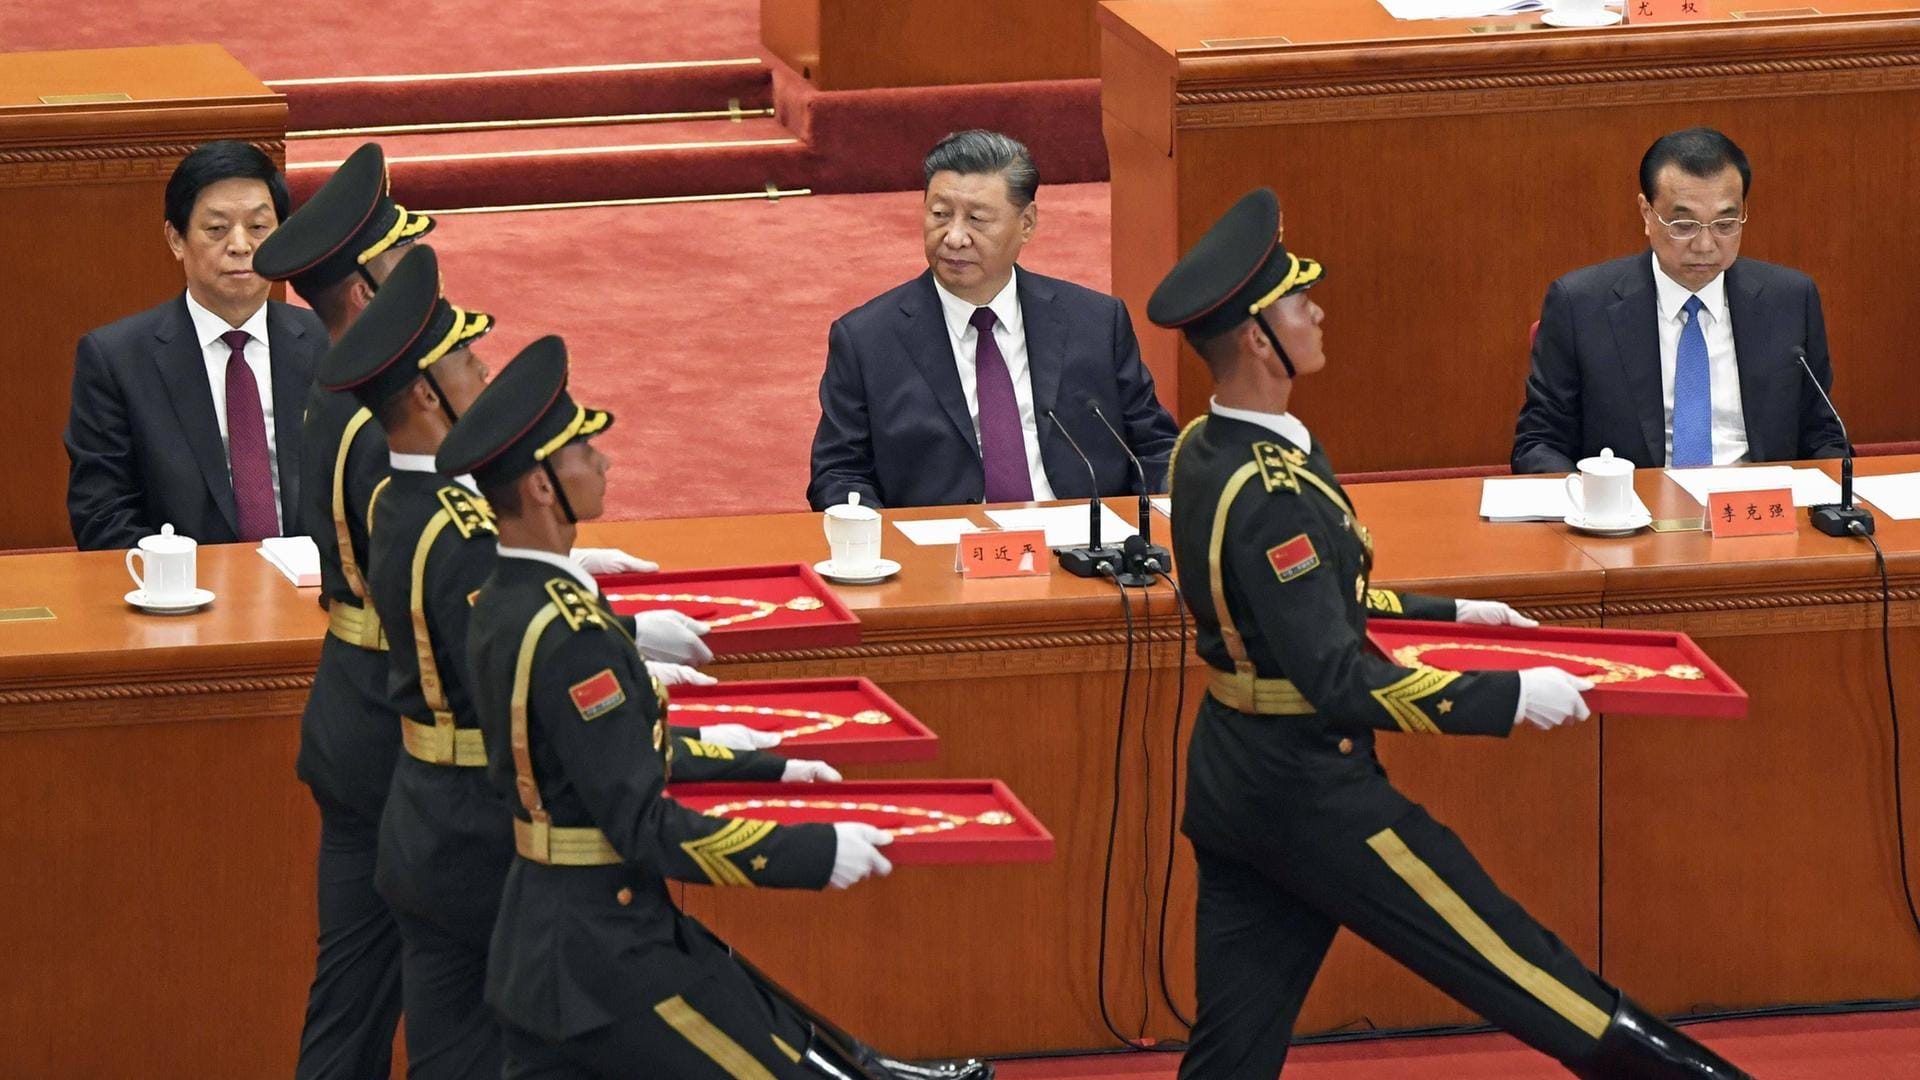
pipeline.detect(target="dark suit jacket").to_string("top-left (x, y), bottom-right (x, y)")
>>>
top-left (64, 295), bottom-right (327, 550)
top-left (808, 268), bottom-right (1179, 510)
top-left (1511, 253), bottom-right (1847, 475)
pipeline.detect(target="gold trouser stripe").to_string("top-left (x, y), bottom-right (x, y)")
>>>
top-left (401, 716), bottom-right (487, 766)
top-left (332, 407), bottom-right (375, 603)
top-left (680, 818), bottom-right (776, 887)
top-left (1166, 414), bottom-right (1208, 507)
top-left (326, 601), bottom-right (388, 651)
top-left (1206, 670), bottom-right (1316, 716)
top-left (1208, 460), bottom-right (1266, 669)
top-left (654, 996), bottom-right (780, 1080)
top-left (771, 1034), bottom-right (801, 1063)
top-left (509, 606), bottom-right (564, 832)
top-left (1367, 827), bottom-right (1610, 1040)
top-left (512, 816), bottom-right (621, 866)
top-left (1370, 667), bottom-right (1460, 734)
top-left (410, 510), bottom-right (456, 722)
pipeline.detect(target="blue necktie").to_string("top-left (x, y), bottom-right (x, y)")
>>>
top-left (1671, 294), bottom-right (1711, 467)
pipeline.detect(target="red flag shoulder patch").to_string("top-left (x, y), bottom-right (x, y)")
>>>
top-left (568, 669), bottom-right (626, 721)
top-left (1266, 534), bottom-right (1320, 583)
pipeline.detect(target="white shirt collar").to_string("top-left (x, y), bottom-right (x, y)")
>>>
top-left (497, 545), bottom-right (597, 596)
top-left (1209, 397), bottom-right (1311, 454)
top-left (183, 287), bottom-right (269, 347)
top-left (1650, 251), bottom-right (1729, 325)
top-left (932, 265), bottom-right (1022, 338)
top-left (387, 451), bottom-right (479, 493)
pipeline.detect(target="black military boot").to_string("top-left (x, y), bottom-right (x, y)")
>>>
top-left (796, 1025), bottom-right (995, 1080)
top-left (1568, 996), bottom-right (1754, 1079)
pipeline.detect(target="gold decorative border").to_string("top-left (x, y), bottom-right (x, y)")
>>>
top-left (0, 140), bottom-right (285, 188)
top-left (0, 674), bottom-right (312, 733)
top-left (1175, 52), bottom-right (1920, 127)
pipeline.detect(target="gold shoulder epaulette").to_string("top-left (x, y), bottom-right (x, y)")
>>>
top-left (545, 578), bottom-right (608, 632)
top-left (1252, 441), bottom-right (1307, 495)
top-left (437, 486), bottom-right (498, 539)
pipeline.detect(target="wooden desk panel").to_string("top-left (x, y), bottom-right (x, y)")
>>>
top-left (1101, 2), bottom-right (1920, 469)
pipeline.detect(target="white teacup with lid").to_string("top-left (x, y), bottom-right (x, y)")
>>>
top-left (822, 493), bottom-right (883, 574)
top-left (1564, 448), bottom-right (1636, 527)
top-left (126, 523), bottom-right (198, 604)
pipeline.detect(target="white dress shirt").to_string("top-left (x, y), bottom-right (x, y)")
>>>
top-left (1210, 397), bottom-right (1312, 454)
top-left (931, 267), bottom-right (1057, 502)
top-left (1651, 253), bottom-right (1747, 466)
top-left (184, 289), bottom-right (282, 531)
top-left (497, 544), bottom-right (598, 596)
top-left (389, 451), bottom-right (477, 494)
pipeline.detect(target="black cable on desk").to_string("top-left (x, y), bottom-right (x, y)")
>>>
top-left (1855, 523), bottom-right (1920, 943)
top-left (1094, 568), bottom-right (1153, 1050)
top-left (1155, 569), bottom-right (1197, 1031)
top-left (1136, 574), bottom-right (1154, 1035)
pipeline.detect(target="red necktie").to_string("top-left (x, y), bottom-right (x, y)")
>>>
top-left (970, 307), bottom-right (1034, 503)
top-left (221, 329), bottom-right (277, 540)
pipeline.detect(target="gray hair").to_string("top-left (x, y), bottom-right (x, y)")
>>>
top-left (922, 130), bottom-right (1039, 208)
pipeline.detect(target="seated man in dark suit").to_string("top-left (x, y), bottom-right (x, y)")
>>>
top-left (1512, 127), bottom-right (1846, 474)
top-left (64, 140), bottom-right (328, 549)
top-left (808, 129), bottom-right (1178, 509)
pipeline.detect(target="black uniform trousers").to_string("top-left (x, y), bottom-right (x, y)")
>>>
top-left (499, 917), bottom-right (818, 1080)
top-left (376, 757), bottom-right (515, 1080)
top-left (295, 635), bottom-right (405, 1080)
top-left (1178, 698), bottom-right (1615, 1079)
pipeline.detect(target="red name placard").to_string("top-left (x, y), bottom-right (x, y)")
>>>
top-left (957, 529), bottom-right (1048, 577)
top-left (1627, 0), bottom-right (1712, 21)
top-left (1707, 488), bottom-right (1795, 538)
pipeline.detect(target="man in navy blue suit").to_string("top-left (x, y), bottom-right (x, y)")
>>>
top-left (808, 130), bottom-right (1178, 510)
top-left (64, 141), bottom-right (328, 550)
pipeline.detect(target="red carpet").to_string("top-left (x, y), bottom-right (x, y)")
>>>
top-left (408, 183), bottom-right (1113, 522)
top-left (992, 1010), bottom-right (1920, 1078)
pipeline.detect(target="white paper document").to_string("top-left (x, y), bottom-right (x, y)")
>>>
top-left (258, 536), bottom-right (321, 588)
top-left (1663, 466), bottom-right (1843, 508)
top-left (986, 505), bottom-right (1139, 549)
top-left (1478, 477), bottom-right (1650, 522)
top-left (891, 518), bottom-right (981, 546)
top-left (1151, 497), bottom-right (1171, 518)
top-left (1853, 472), bottom-right (1920, 520)
top-left (1377, 0), bottom-right (1546, 19)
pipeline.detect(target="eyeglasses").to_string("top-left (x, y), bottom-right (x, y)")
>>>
top-left (1654, 211), bottom-right (1747, 241)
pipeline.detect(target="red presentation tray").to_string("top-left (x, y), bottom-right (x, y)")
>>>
top-left (663, 780), bottom-right (1055, 866)
top-left (596, 563), bottom-right (860, 654)
top-left (1364, 619), bottom-right (1747, 718)
top-left (665, 678), bottom-right (938, 765)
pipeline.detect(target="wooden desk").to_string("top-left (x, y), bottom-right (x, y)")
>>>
top-left (0, 45), bottom-right (286, 550)
top-left (761, 0), bottom-right (1102, 89)
top-left (1, 466), bottom-right (1915, 1072)
top-left (1099, 1), bottom-right (1920, 468)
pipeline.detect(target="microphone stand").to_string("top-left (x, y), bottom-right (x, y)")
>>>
top-left (1046, 409), bottom-right (1123, 578)
top-left (1087, 399), bottom-right (1171, 587)
top-left (1797, 349), bottom-right (1874, 537)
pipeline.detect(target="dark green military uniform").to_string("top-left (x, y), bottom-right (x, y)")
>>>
top-left (255, 141), bottom-right (430, 1080)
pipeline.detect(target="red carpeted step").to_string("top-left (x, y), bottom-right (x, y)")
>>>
top-left (277, 59), bottom-right (773, 133)
top-left (286, 117), bottom-right (809, 208)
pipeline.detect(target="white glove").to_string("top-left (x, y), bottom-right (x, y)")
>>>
top-left (781, 759), bottom-right (842, 783)
top-left (829, 823), bottom-right (894, 889)
top-left (631, 610), bottom-right (713, 665)
top-left (1515, 667), bottom-right (1594, 731)
top-left (644, 661), bottom-right (716, 687)
top-left (570, 547), bottom-right (658, 574)
top-left (1456, 599), bottom-right (1540, 628)
top-left (699, 723), bottom-right (781, 751)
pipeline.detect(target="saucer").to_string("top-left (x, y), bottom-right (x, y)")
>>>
top-left (814, 558), bottom-right (900, 585)
top-left (1541, 8), bottom-right (1624, 26)
top-left (125, 587), bottom-right (216, 614)
top-left (1564, 510), bottom-right (1651, 537)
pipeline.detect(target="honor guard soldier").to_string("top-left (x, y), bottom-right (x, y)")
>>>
top-left (1147, 188), bottom-right (1751, 1079)
top-left (253, 141), bottom-right (431, 1080)
top-left (442, 338), bottom-right (992, 1080)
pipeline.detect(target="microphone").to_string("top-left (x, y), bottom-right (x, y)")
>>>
top-left (1045, 408), bottom-right (1122, 578)
top-left (1795, 347), bottom-right (1874, 537)
top-left (1086, 398), bottom-right (1171, 587)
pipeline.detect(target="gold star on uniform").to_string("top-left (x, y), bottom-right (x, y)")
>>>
top-left (750, 855), bottom-right (768, 872)
top-left (1437, 699), bottom-right (1454, 714)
